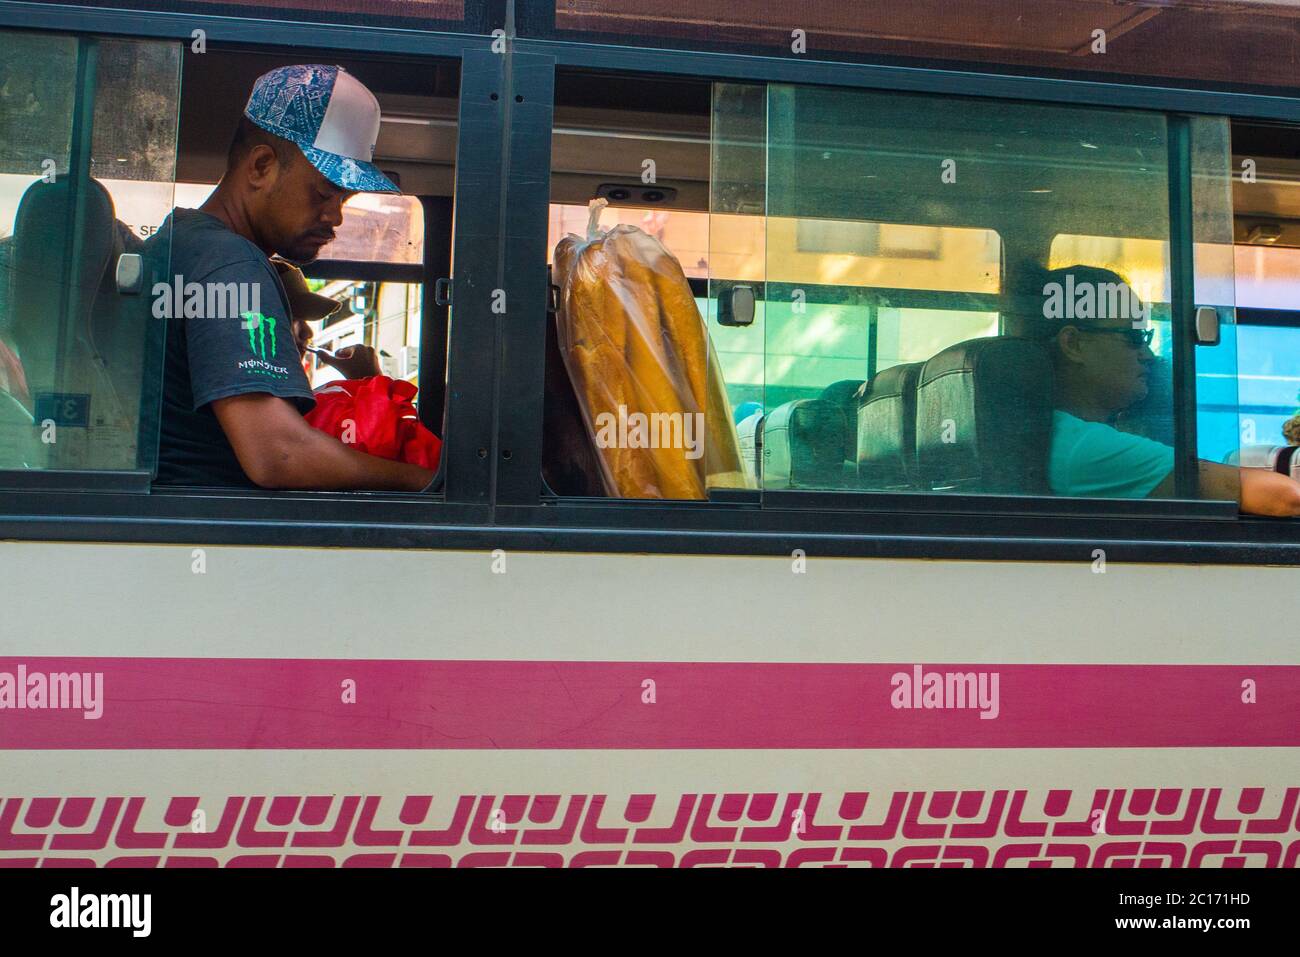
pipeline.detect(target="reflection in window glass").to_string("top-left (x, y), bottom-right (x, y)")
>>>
top-left (738, 82), bottom-right (1235, 502)
top-left (304, 281), bottom-right (423, 390)
top-left (168, 186), bottom-right (425, 265)
top-left (16, 0), bottom-right (476, 31)
top-left (549, 0), bottom-right (1300, 93)
top-left (547, 204), bottom-right (710, 278)
top-left (1230, 324), bottom-right (1300, 451)
top-left (1234, 245), bottom-right (1300, 309)
top-left (0, 35), bottom-right (179, 474)
top-left (317, 193), bottom-right (424, 265)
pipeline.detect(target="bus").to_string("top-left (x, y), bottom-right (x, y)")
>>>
top-left (1, 0), bottom-right (1299, 877)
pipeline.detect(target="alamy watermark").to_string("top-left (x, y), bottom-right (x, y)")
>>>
top-left (151, 275), bottom-right (261, 321)
top-left (593, 405), bottom-right (705, 460)
top-left (1042, 274), bottom-right (1151, 327)
top-left (0, 664), bottom-right (104, 719)
top-left (50, 887), bottom-right (150, 937)
top-left (890, 664), bottom-right (1000, 719)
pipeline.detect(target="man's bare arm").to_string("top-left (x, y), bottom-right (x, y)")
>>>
top-left (213, 393), bottom-right (434, 491)
top-left (1149, 460), bottom-right (1300, 517)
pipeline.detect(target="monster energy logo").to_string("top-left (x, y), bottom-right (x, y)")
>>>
top-left (243, 312), bottom-right (278, 359)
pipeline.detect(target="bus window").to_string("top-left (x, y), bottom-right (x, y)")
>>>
top-left (539, 72), bottom-right (1246, 507)
top-left (544, 70), bottom-right (748, 500)
top-left (538, 0), bottom-right (1300, 94)
top-left (1220, 118), bottom-right (1300, 469)
top-left (1077, 116), bottom-right (1243, 476)
top-left (16, 0), bottom-right (487, 32)
top-left (737, 83), bottom-right (1240, 504)
top-left (147, 49), bottom-right (458, 488)
top-left (0, 33), bottom-right (180, 475)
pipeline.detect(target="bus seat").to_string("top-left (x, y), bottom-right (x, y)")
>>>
top-left (734, 408), bottom-right (764, 487)
top-left (819, 378), bottom-right (865, 466)
top-left (915, 337), bottom-right (1053, 494)
top-left (856, 361), bottom-right (922, 490)
top-left (760, 397), bottom-right (847, 489)
top-left (10, 177), bottom-right (118, 393)
top-left (543, 273), bottom-right (606, 497)
top-left (9, 178), bottom-right (156, 470)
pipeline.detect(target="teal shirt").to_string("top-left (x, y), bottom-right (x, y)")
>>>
top-left (1048, 410), bottom-right (1174, 499)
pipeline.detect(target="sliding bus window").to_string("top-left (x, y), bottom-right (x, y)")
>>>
top-left (543, 70), bottom-right (736, 500)
top-left (0, 33), bottom-right (180, 476)
top-left (537, 0), bottom-right (1300, 94)
top-left (723, 83), bottom-right (1239, 505)
top-left (15, 0), bottom-right (489, 32)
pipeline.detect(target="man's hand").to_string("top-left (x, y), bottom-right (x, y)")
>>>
top-left (317, 344), bottom-right (381, 379)
top-left (212, 392), bottom-right (433, 491)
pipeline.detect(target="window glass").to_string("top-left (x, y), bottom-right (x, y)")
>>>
top-left (1231, 323), bottom-right (1300, 451)
top-left (303, 280), bottom-right (423, 388)
top-left (1235, 246), bottom-right (1300, 308)
top-left (1189, 116), bottom-right (1240, 472)
top-left (543, 0), bottom-right (1300, 94)
top-left (742, 82), bottom-right (1236, 503)
top-left (317, 194), bottom-right (425, 265)
top-left (173, 185), bottom-right (425, 265)
top-left (17, 0), bottom-right (483, 32)
top-left (548, 205), bottom-right (708, 278)
top-left (0, 35), bottom-right (180, 474)
top-left (545, 74), bottom-right (743, 500)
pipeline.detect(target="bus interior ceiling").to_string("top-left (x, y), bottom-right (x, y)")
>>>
top-left (550, 72), bottom-right (1182, 275)
top-left (1232, 120), bottom-right (1300, 250)
top-left (551, 71), bottom-right (711, 211)
top-left (549, 83), bottom-right (1300, 307)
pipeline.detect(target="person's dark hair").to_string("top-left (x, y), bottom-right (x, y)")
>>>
top-left (226, 115), bottom-right (299, 172)
top-left (1006, 261), bottom-right (1145, 356)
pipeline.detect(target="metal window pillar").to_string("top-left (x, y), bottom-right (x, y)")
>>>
top-left (1167, 115), bottom-right (1200, 500)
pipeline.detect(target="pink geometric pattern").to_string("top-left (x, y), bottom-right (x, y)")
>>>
top-left (1, 788), bottom-right (1295, 867)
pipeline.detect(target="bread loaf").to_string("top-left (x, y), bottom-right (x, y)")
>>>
top-left (553, 213), bottom-right (749, 498)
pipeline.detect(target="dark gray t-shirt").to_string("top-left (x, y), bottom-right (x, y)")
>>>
top-left (155, 208), bottom-right (314, 486)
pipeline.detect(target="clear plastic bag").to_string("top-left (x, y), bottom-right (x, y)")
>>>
top-left (553, 200), bottom-right (748, 499)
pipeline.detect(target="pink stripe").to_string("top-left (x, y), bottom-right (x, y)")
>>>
top-left (0, 658), bottom-right (1293, 749)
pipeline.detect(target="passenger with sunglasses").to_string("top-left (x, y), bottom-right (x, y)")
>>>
top-left (1038, 265), bottom-right (1300, 515)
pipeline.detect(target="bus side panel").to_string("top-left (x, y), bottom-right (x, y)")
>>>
top-left (2, 542), bottom-right (1296, 867)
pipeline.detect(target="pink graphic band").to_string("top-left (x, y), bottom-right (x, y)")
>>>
top-left (0, 658), bottom-right (1292, 749)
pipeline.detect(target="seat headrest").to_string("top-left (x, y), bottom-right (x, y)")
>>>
top-left (10, 178), bottom-right (117, 351)
top-left (761, 398), bottom-right (847, 489)
top-left (915, 337), bottom-right (1053, 494)
top-left (857, 361), bottom-right (922, 490)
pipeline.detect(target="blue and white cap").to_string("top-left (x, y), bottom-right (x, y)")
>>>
top-left (244, 64), bottom-right (398, 194)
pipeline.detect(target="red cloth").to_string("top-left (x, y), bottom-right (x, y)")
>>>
top-left (304, 375), bottom-right (441, 470)
top-left (0, 338), bottom-right (28, 402)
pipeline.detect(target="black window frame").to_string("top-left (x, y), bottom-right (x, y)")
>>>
top-left (511, 57), bottom-right (1236, 517)
top-left (2, 0), bottom-right (1300, 567)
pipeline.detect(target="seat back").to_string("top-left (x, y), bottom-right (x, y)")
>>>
top-left (10, 178), bottom-right (117, 390)
top-left (7, 177), bottom-right (153, 470)
top-left (818, 378), bottom-right (865, 465)
top-left (915, 337), bottom-right (1053, 494)
top-left (760, 398), bottom-right (847, 489)
top-left (856, 361), bottom-right (922, 490)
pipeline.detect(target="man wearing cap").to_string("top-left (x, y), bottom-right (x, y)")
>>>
top-left (155, 64), bottom-right (433, 490)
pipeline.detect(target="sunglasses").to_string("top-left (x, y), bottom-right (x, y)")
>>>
top-left (1082, 327), bottom-right (1155, 349)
